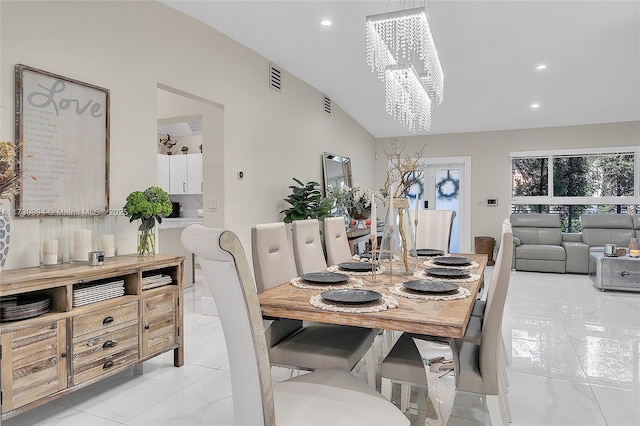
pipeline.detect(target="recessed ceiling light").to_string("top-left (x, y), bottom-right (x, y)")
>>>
top-left (536, 64), bottom-right (547, 70)
top-left (531, 103), bottom-right (540, 109)
top-left (321, 19), bottom-right (332, 26)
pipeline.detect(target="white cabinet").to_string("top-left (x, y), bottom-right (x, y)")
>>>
top-left (157, 154), bottom-right (202, 195)
top-left (187, 153), bottom-right (203, 195)
top-left (157, 155), bottom-right (170, 193)
top-left (169, 155), bottom-right (188, 194)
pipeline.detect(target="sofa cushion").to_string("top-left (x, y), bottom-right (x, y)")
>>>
top-left (581, 214), bottom-right (635, 247)
top-left (633, 215), bottom-right (640, 238)
top-left (516, 244), bottom-right (566, 261)
top-left (511, 213), bottom-right (563, 245)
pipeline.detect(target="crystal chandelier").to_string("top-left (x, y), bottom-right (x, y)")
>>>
top-left (366, 6), bottom-right (444, 132)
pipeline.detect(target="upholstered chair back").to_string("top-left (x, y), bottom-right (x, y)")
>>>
top-left (182, 226), bottom-right (274, 426)
top-left (251, 222), bottom-right (298, 292)
top-left (480, 230), bottom-right (513, 395)
top-left (324, 217), bottom-right (353, 265)
top-left (510, 213), bottom-right (562, 245)
top-left (581, 214), bottom-right (635, 247)
top-left (409, 209), bottom-right (456, 252)
top-left (291, 219), bottom-right (327, 275)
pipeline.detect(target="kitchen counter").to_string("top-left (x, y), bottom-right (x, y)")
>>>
top-left (159, 218), bottom-right (203, 229)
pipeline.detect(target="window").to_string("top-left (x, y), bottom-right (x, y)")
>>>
top-left (511, 147), bottom-right (639, 232)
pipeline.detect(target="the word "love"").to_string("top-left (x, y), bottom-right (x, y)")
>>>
top-left (27, 79), bottom-right (103, 118)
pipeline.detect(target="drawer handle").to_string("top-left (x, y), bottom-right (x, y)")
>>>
top-left (620, 271), bottom-right (630, 277)
top-left (103, 316), bottom-right (114, 325)
top-left (144, 325), bottom-right (150, 330)
top-left (102, 340), bottom-right (117, 349)
top-left (61, 353), bottom-right (67, 358)
top-left (32, 366), bottom-right (39, 373)
top-left (103, 360), bottom-right (114, 369)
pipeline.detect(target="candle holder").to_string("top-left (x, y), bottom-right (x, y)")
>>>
top-left (39, 217), bottom-right (63, 266)
top-left (68, 216), bottom-right (95, 262)
top-left (96, 215), bottom-right (118, 258)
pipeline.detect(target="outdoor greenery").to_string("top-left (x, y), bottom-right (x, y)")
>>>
top-left (512, 152), bottom-right (636, 232)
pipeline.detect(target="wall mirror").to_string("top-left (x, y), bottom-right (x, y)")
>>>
top-left (322, 152), bottom-right (352, 195)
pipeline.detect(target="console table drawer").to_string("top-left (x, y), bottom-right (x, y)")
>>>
top-left (73, 301), bottom-right (139, 338)
top-left (72, 324), bottom-right (139, 384)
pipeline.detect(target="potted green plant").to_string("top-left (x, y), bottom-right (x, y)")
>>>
top-left (123, 186), bottom-right (172, 256)
top-left (281, 178), bottom-right (333, 223)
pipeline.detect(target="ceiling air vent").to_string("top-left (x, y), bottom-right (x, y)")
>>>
top-left (269, 63), bottom-right (282, 92)
top-left (323, 95), bottom-right (331, 114)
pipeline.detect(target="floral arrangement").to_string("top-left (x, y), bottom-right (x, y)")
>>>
top-left (123, 186), bottom-right (172, 255)
top-left (0, 141), bottom-right (22, 201)
top-left (330, 184), bottom-right (383, 219)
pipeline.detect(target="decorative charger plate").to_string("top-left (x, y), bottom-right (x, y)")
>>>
top-left (417, 249), bottom-right (445, 257)
top-left (424, 267), bottom-right (470, 279)
top-left (402, 280), bottom-right (459, 294)
top-left (321, 289), bottom-right (382, 304)
top-left (338, 262), bottom-right (376, 272)
top-left (300, 272), bottom-right (349, 284)
top-left (0, 295), bottom-right (51, 321)
top-left (432, 256), bottom-right (472, 267)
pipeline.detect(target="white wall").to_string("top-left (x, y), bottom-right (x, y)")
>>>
top-left (0, 0), bottom-right (375, 269)
top-left (375, 121), bottom-right (640, 245)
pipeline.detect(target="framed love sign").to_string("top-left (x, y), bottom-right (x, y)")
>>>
top-left (15, 64), bottom-right (110, 216)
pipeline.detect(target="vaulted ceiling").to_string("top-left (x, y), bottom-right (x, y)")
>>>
top-left (161, 1), bottom-right (640, 138)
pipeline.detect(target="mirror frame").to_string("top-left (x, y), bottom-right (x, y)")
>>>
top-left (322, 152), bottom-right (352, 196)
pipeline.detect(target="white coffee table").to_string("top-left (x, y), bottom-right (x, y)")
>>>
top-left (589, 252), bottom-right (640, 292)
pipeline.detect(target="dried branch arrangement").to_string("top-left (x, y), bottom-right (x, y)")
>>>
top-left (383, 139), bottom-right (426, 198)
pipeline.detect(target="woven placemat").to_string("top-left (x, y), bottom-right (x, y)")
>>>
top-left (389, 284), bottom-right (472, 301)
top-left (327, 264), bottom-right (386, 276)
top-left (309, 294), bottom-right (398, 313)
top-left (413, 269), bottom-right (480, 283)
top-left (290, 276), bottom-right (364, 290)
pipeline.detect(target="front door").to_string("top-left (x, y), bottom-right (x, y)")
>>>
top-left (407, 158), bottom-right (471, 252)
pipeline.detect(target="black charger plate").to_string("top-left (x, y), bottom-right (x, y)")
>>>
top-left (321, 289), bottom-right (382, 304)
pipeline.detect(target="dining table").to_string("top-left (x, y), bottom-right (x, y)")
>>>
top-left (258, 253), bottom-right (488, 339)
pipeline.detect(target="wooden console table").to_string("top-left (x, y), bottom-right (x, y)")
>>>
top-left (0, 254), bottom-right (185, 423)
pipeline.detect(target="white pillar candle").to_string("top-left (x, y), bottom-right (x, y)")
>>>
top-left (42, 239), bottom-right (59, 265)
top-left (73, 229), bottom-right (92, 261)
top-left (370, 192), bottom-right (376, 238)
top-left (101, 234), bottom-right (115, 258)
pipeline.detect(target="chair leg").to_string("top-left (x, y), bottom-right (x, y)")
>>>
top-left (365, 347), bottom-right (376, 388)
top-left (400, 384), bottom-right (411, 412)
top-left (486, 395), bottom-right (507, 426)
top-left (499, 378), bottom-right (512, 423)
top-left (381, 377), bottom-right (392, 401)
top-left (501, 335), bottom-right (510, 366)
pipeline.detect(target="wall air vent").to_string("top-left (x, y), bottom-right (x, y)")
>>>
top-left (269, 63), bottom-right (282, 92)
top-left (323, 95), bottom-right (331, 114)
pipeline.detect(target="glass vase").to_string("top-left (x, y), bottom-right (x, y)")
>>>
top-left (379, 198), bottom-right (416, 275)
top-left (137, 223), bottom-right (156, 256)
top-left (40, 217), bottom-right (63, 266)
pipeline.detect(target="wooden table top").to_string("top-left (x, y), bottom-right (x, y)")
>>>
top-left (258, 253), bottom-right (487, 339)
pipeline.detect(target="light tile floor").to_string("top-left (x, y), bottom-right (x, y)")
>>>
top-left (4, 267), bottom-right (640, 425)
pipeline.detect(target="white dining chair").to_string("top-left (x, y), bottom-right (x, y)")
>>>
top-left (252, 222), bottom-right (378, 386)
top-left (291, 219), bottom-right (327, 275)
top-left (380, 230), bottom-right (513, 421)
top-left (181, 225), bottom-right (409, 426)
top-left (409, 209), bottom-right (456, 253)
top-left (324, 216), bottom-right (354, 265)
top-left (451, 229), bottom-right (513, 425)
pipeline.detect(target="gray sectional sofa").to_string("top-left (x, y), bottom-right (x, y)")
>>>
top-left (510, 213), bottom-right (640, 274)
